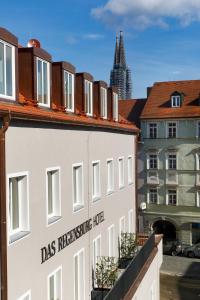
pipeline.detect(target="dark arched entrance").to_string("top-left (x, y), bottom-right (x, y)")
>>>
top-left (153, 220), bottom-right (176, 241)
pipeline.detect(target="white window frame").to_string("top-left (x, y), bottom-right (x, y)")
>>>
top-left (46, 167), bottom-right (61, 226)
top-left (166, 121), bottom-right (177, 138)
top-left (119, 216), bottom-right (126, 236)
top-left (118, 157), bottom-right (125, 189)
top-left (171, 95), bottom-right (181, 107)
top-left (92, 160), bottom-right (101, 202)
top-left (84, 80), bottom-right (93, 116)
top-left (148, 188), bottom-right (158, 204)
top-left (100, 87), bottom-right (107, 119)
top-left (8, 171), bottom-right (30, 244)
top-left (93, 235), bottom-right (101, 269)
top-left (167, 189), bottom-right (177, 206)
top-left (166, 153), bottom-right (177, 170)
top-left (36, 57), bottom-right (50, 107)
top-left (72, 163), bottom-right (84, 212)
top-left (108, 224), bottom-right (115, 257)
top-left (74, 248), bottom-right (85, 300)
top-left (196, 191), bottom-right (200, 207)
top-left (64, 70), bottom-right (74, 112)
top-left (107, 158), bottom-right (114, 194)
top-left (17, 290), bottom-right (31, 300)
top-left (148, 123), bottom-right (157, 139)
top-left (196, 153), bottom-right (200, 170)
top-left (47, 266), bottom-right (62, 300)
top-left (0, 39), bottom-right (16, 100)
top-left (128, 156), bottom-right (133, 184)
top-left (113, 92), bottom-right (118, 121)
top-left (147, 153), bottom-right (158, 170)
top-left (128, 209), bottom-right (134, 233)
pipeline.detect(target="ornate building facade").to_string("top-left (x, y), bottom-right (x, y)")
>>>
top-left (110, 31), bottom-right (132, 100)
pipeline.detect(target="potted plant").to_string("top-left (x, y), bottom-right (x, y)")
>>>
top-left (118, 233), bottom-right (138, 269)
top-left (91, 256), bottom-right (118, 300)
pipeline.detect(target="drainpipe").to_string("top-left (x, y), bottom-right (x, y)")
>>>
top-left (135, 133), bottom-right (139, 234)
top-left (0, 113), bottom-right (11, 300)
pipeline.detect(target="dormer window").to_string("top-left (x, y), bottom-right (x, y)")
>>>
top-left (171, 94), bottom-right (181, 107)
top-left (36, 57), bottom-right (50, 107)
top-left (84, 80), bottom-right (93, 116)
top-left (0, 39), bottom-right (15, 99)
top-left (113, 92), bottom-right (118, 121)
top-left (100, 87), bottom-right (107, 119)
top-left (64, 71), bottom-right (74, 112)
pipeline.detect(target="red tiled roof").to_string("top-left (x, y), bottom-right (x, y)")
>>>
top-left (0, 97), bottom-right (139, 133)
top-left (119, 99), bottom-right (147, 127)
top-left (141, 80), bottom-right (200, 119)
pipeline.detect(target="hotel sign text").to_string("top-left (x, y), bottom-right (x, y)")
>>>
top-left (41, 211), bottom-right (104, 264)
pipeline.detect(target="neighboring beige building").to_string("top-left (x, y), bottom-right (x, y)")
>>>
top-left (0, 27), bottom-right (162, 300)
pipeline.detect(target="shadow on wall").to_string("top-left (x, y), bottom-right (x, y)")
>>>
top-left (177, 262), bottom-right (200, 300)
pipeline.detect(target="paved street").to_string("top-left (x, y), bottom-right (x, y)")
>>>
top-left (160, 255), bottom-right (200, 300)
top-left (160, 274), bottom-right (200, 300)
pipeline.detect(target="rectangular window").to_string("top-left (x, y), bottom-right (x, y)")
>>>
top-left (168, 190), bottom-right (177, 205)
top-left (128, 209), bottom-right (134, 233)
top-left (167, 122), bottom-right (177, 138)
top-left (36, 57), bottom-right (50, 107)
top-left (92, 161), bottom-right (100, 201)
top-left (107, 159), bottom-right (114, 194)
top-left (196, 154), bottom-right (200, 170)
top-left (113, 92), bottom-right (118, 121)
top-left (119, 216), bottom-right (125, 236)
top-left (0, 39), bottom-right (15, 99)
top-left (17, 291), bottom-right (31, 300)
top-left (100, 87), bottom-right (107, 119)
top-left (148, 123), bottom-right (157, 139)
top-left (167, 154), bottom-right (177, 170)
top-left (46, 167), bottom-right (61, 225)
top-left (148, 154), bottom-right (158, 169)
top-left (8, 172), bottom-right (29, 243)
top-left (108, 225), bottom-right (115, 257)
top-left (74, 249), bottom-right (85, 300)
top-left (149, 188), bottom-right (158, 204)
top-left (93, 235), bottom-right (101, 269)
top-left (128, 156), bottom-right (133, 184)
top-left (64, 71), bottom-right (74, 112)
top-left (197, 121), bottom-right (200, 138)
top-left (48, 267), bottom-right (62, 300)
top-left (73, 163), bottom-right (84, 212)
top-left (171, 95), bottom-right (181, 107)
top-left (84, 80), bottom-right (93, 116)
top-left (118, 157), bottom-right (124, 188)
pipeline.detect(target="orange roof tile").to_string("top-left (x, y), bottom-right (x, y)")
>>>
top-left (119, 99), bottom-right (147, 127)
top-left (141, 80), bottom-right (200, 119)
top-left (0, 100), bottom-right (139, 133)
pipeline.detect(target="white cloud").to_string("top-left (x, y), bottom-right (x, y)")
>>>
top-left (82, 33), bottom-right (104, 40)
top-left (92, 0), bottom-right (200, 29)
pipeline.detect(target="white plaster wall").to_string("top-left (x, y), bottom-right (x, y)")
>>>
top-left (132, 239), bottom-right (163, 300)
top-left (6, 124), bottom-right (136, 300)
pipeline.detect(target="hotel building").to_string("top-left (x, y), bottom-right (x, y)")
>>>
top-left (0, 27), bottom-right (162, 300)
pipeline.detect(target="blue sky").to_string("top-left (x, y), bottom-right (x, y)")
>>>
top-left (2, 0), bottom-right (200, 98)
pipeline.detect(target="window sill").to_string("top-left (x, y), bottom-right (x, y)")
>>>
top-left (92, 196), bottom-right (101, 203)
top-left (106, 190), bottom-right (114, 196)
top-left (128, 181), bottom-right (134, 185)
top-left (48, 215), bottom-right (62, 226)
top-left (119, 185), bottom-right (125, 190)
top-left (73, 204), bottom-right (84, 213)
top-left (9, 231), bottom-right (30, 244)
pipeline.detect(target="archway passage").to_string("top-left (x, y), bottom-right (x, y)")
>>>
top-left (153, 220), bottom-right (176, 241)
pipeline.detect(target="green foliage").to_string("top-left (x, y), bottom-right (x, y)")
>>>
top-left (95, 256), bottom-right (118, 289)
top-left (119, 233), bottom-right (137, 259)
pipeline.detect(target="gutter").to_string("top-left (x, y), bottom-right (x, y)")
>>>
top-left (0, 113), bottom-right (11, 300)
